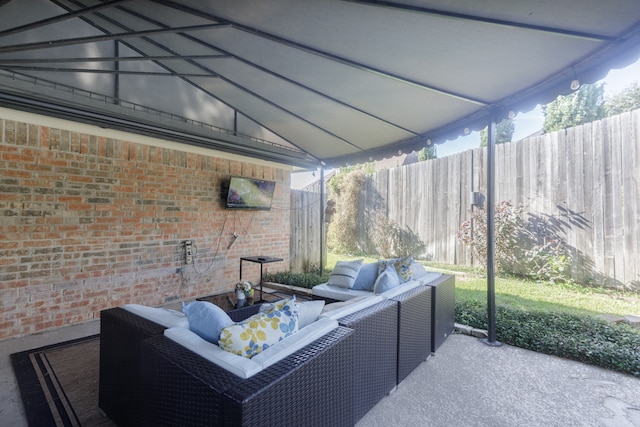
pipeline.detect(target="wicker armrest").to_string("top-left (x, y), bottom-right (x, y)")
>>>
top-left (99, 307), bottom-right (168, 427)
top-left (390, 285), bottom-right (432, 384)
top-left (139, 326), bottom-right (355, 427)
top-left (334, 299), bottom-right (399, 423)
top-left (425, 274), bottom-right (456, 353)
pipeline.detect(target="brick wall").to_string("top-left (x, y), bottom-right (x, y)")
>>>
top-left (0, 116), bottom-right (291, 340)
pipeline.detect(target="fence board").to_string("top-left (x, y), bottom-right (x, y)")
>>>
top-left (622, 111), bottom-right (639, 288)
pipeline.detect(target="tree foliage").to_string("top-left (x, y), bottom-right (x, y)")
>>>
top-left (480, 118), bottom-right (515, 147)
top-left (417, 146), bottom-right (437, 161)
top-left (543, 83), bottom-right (606, 133)
top-left (326, 168), bottom-right (366, 254)
top-left (606, 81), bottom-right (640, 116)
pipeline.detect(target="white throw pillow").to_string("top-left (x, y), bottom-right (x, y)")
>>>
top-left (411, 262), bottom-right (428, 279)
top-left (328, 259), bottom-right (364, 288)
top-left (296, 300), bottom-right (325, 329)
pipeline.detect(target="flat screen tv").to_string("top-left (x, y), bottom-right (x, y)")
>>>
top-left (225, 176), bottom-right (276, 210)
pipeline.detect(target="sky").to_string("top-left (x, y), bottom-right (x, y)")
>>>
top-left (292, 56), bottom-right (640, 189)
top-left (437, 56), bottom-right (640, 158)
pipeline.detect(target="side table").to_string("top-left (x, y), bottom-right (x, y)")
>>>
top-left (240, 256), bottom-right (284, 302)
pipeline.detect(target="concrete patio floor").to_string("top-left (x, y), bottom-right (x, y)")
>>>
top-left (2, 319), bottom-right (639, 427)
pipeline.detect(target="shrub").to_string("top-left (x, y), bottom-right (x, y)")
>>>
top-left (263, 270), bottom-right (329, 289)
top-left (457, 201), bottom-right (573, 283)
top-left (371, 213), bottom-right (427, 259)
top-left (456, 201), bottom-right (524, 274)
top-left (524, 239), bottom-right (572, 283)
top-left (455, 300), bottom-right (640, 376)
top-left (327, 169), bottom-right (366, 254)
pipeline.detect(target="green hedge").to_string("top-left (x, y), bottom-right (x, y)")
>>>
top-left (456, 300), bottom-right (640, 376)
top-left (263, 270), bottom-right (329, 289)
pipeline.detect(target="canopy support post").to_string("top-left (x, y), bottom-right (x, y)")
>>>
top-left (483, 115), bottom-right (502, 347)
top-left (319, 166), bottom-right (325, 274)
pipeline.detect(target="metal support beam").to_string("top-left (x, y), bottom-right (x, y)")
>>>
top-left (483, 115), bottom-right (501, 347)
top-left (319, 167), bottom-right (325, 274)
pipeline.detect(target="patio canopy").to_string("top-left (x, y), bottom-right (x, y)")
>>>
top-left (1, 0), bottom-right (640, 169)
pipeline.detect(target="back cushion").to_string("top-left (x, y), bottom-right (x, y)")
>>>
top-left (351, 262), bottom-right (379, 291)
top-left (373, 264), bottom-right (401, 293)
top-left (328, 259), bottom-right (363, 288)
top-left (183, 301), bottom-right (233, 343)
top-left (297, 300), bottom-right (325, 329)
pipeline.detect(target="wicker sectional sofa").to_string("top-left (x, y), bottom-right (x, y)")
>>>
top-left (99, 273), bottom-right (453, 426)
top-left (100, 303), bottom-right (356, 426)
top-left (139, 324), bottom-right (355, 426)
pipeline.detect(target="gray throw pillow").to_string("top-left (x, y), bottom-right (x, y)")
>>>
top-left (328, 259), bottom-right (364, 288)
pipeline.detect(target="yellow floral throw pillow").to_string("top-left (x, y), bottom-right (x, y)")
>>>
top-left (378, 256), bottom-right (413, 283)
top-left (219, 298), bottom-right (299, 358)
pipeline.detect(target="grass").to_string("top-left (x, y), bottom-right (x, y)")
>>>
top-left (324, 253), bottom-right (640, 318)
top-left (287, 252), bottom-right (640, 376)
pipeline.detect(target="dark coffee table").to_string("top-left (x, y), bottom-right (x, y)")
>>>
top-left (197, 290), bottom-right (281, 312)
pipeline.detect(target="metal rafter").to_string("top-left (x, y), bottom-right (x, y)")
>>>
top-left (109, 1), bottom-right (368, 154)
top-left (102, 2), bottom-right (425, 142)
top-left (0, 66), bottom-right (216, 77)
top-left (0, 22), bottom-right (230, 54)
top-left (0, 0), bottom-right (133, 38)
top-left (0, 54), bottom-right (231, 64)
top-left (45, 0), bottom-right (327, 159)
top-left (151, 0), bottom-right (490, 107)
top-left (343, 0), bottom-right (614, 42)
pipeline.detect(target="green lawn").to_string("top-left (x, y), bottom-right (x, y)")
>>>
top-left (326, 253), bottom-right (640, 318)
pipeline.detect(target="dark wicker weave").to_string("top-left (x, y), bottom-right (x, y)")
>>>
top-left (139, 326), bottom-right (355, 427)
top-left (390, 285), bottom-right (432, 384)
top-left (225, 303), bottom-right (262, 322)
top-left (99, 307), bottom-right (168, 427)
top-left (334, 299), bottom-right (399, 423)
top-left (426, 274), bottom-right (456, 353)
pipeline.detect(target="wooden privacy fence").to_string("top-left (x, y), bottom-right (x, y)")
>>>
top-left (291, 109), bottom-right (640, 289)
top-left (290, 185), bottom-right (325, 273)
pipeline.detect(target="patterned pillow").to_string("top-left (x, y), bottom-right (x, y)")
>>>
top-left (328, 259), bottom-right (364, 288)
top-left (378, 256), bottom-right (413, 283)
top-left (259, 297), bottom-right (292, 314)
top-left (394, 256), bottom-right (413, 282)
top-left (219, 299), bottom-right (299, 358)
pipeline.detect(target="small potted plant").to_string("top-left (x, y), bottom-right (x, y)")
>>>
top-left (234, 281), bottom-right (254, 305)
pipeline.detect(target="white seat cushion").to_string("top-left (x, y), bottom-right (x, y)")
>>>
top-left (417, 272), bottom-right (444, 285)
top-left (164, 326), bottom-right (262, 379)
top-left (164, 317), bottom-right (339, 379)
top-left (319, 296), bottom-right (385, 320)
top-left (251, 317), bottom-right (338, 369)
top-left (311, 283), bottom-right (373, 301)
top-left (378, 280), bottom-right (424, 299)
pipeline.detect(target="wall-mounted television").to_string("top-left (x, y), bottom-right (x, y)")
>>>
top-left (225, 176), bottom-right (276, 210)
